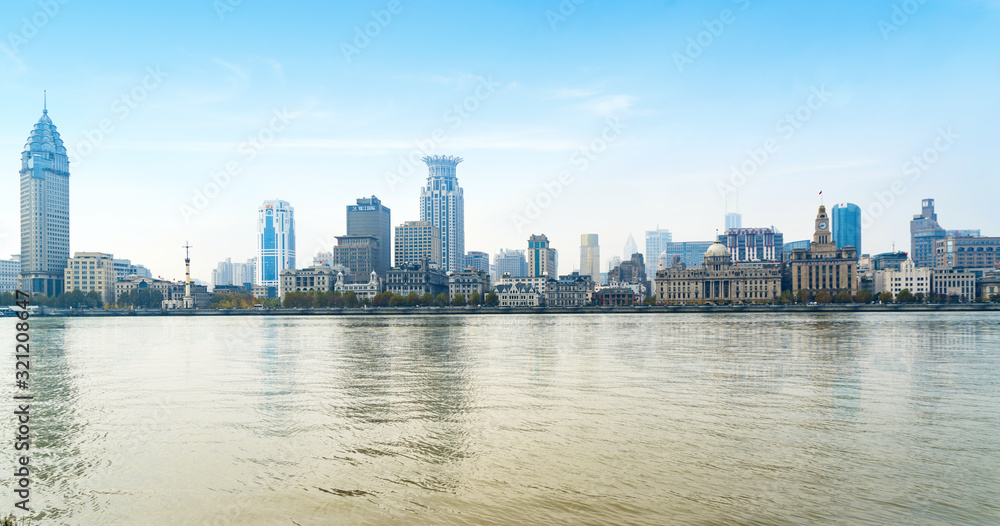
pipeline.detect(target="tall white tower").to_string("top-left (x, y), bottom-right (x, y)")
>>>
top-left (580, 234), bottom-right (600, 282)
top-left (419, 156), bottom-right (465, 272)
top-left (19, 96), bottom-right (70, 296)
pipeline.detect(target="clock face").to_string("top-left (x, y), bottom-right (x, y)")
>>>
top-left (818, 221), bottom-right (828, 230)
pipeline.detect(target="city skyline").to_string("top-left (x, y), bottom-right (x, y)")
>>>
top-left (2, 1), bottom-right (999, 282)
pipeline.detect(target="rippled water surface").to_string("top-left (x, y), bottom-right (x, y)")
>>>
top-left (3, 313), bottom-right (1000, 525)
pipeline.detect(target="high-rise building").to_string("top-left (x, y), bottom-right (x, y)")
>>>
top-left (394, 220), bottom-right (442, 268)
top-left (580, 234), bottom-right (601, 282)
top-left (420, 155), bottom-right (465, 271)
top-left (832, 203), bottom-right (862, 254)
top-left (64, 252), bottom-right (116, 303)
top-left (607, 256), bottom-right (622, 274)
top-left (644, 229), bottom-right (672, 276)
top-left (910, 199), bottom-right (946, 267)
top-left (20, 102), bottom-right (70, 296)
top-left (623, 234), bottom-right (639, 260)
top-left (494, 249), bottom-right (528, 279)
top-left (719, 227), bottom-right (784, 263)
top-left (257, 200), bottom-right (295, 288)
top-left (1, 255), bottom-right (21, 293)
top-left (346, 196), bottom-right (391, 277)
top-left (212, 258), bottom-right (252, 288)
top-left (528, 234), bottom-right (557, 279)
top-left (464, 251), bottom-right (490, 272)
top-left (333, 235), bottom-right (380, 282)
top-left (724, 213), bottom-right (742, 231)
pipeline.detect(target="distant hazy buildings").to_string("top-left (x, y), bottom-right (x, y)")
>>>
top-left (494, 249), bottom-right (527, 280)
top-left (788, 206), bottom-right (858, 295)
top-left (724, 213), bottom-right (742, 231)
top-left (832, 203), bottom-right (862, 254)
top-left (257, 200), bottom-right (295, 288)
top-left (720, 227), bottom-right (783, 263)
top-left (313, 252), bottom-right (335, 267)
top-left (346, 196), bottom-right (391, 277)
top-left (607, 253), bottom-right (650, 296)
top-left (644, 229), bottom-right (672, 277)
top-left (20, 104), bottom-right (70, 296)
top-left (395, 220), bottom-right (442, 268)
top-left (607, 256), bottom-right (621, 275)
top-left (1, 256), bottom-right (21, 293)
top-left (527, 234), bottom-right (557, 279)
top-left (64, 252), bottom-right (116, 303)
top-left (623, 234), bottom-right (639, 260)
top-left (211, 258), bottom-right (253, 288)
top-left (113, 258), bottom-right (152, 281)
top-left (420, 155), bottom-right (465, 272)
top-left (580, 234), bottom-right (601, 282)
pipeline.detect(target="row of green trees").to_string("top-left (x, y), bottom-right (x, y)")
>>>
top-left (1, 290), bottom-right (104, 308)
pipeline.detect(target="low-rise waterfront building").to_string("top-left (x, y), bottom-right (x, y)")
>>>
top-left (279, 266), bottom-right (337, 298)
top-left (932, 268), bottom-right (976, 302)
top-left (64, 252), bottom-right (117, 304)
top-left (494, 275), bottom-right (552, 295)
top-left (976, 272), bottom-right (1000, 301)
top-left (449, 268), bottom-right (491, 300)
top-left (335, 270), bottom-right (382, 301)
top-left (495, 283), bottom-right (543, 307)
top-left (385, 259), bottom-right (448, 297)
top-left (655, 243), bottom-right (781, 304)
top-left (546, 272), bottom-right (595, 306)
top-left (595, 287), bottom-right (637, 306)
top-left (873, 258), bottom-right (931, 298)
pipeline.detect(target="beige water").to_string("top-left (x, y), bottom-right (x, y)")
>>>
top-left (4, 313), bottom-right (999, 525)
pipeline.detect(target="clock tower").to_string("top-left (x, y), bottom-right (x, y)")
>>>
top-left (789, 204), bottom-right (859, 295)
top-left (813, 206), bottom-right (833, 247)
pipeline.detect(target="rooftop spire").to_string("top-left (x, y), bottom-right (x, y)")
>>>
top-left (43, 90), bottom-right (47, 114)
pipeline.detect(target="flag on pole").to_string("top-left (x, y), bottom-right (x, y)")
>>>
top-left (819, 190), bottom-right (823, 195)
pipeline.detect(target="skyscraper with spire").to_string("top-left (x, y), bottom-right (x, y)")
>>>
top-left (19, 96), bottom-right (70, 296)
top-left (420, 155), bottom-right (465, 272)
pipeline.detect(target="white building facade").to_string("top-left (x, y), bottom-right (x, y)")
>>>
top-left (874, 258), bottom-right (932, 298)
top-left (419, 155), bottom-right (465, 272)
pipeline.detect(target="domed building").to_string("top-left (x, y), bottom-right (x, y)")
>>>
top-left (654, 242), bottom-right (781, 304)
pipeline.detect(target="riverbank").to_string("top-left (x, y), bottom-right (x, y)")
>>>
top-left (19, 303), bottom-right (1000, 316)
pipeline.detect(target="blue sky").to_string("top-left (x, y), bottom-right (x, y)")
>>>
top-left (2, 0), bottom-right (998, 280)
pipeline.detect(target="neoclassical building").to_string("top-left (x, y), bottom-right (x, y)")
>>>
top-left (655, 243), bottom-right (781, 304)
top-left (788, 206), bottom-right (858, 295)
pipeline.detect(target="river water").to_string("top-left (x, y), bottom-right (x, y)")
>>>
top-left (2, 313), bottom-right (999, 525)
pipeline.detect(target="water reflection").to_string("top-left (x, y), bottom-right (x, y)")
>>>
top-left (0, 312), bottom-right (997, 525)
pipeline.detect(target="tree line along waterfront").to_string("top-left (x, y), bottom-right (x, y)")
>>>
top-left (2, 288), bottom-right (998, 312)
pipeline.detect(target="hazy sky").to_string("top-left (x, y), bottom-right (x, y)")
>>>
top-left (2, 0), bottom-right (998, 281)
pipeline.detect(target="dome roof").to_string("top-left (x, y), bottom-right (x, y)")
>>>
top-left (705, 242), bottom-right (730, 258)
